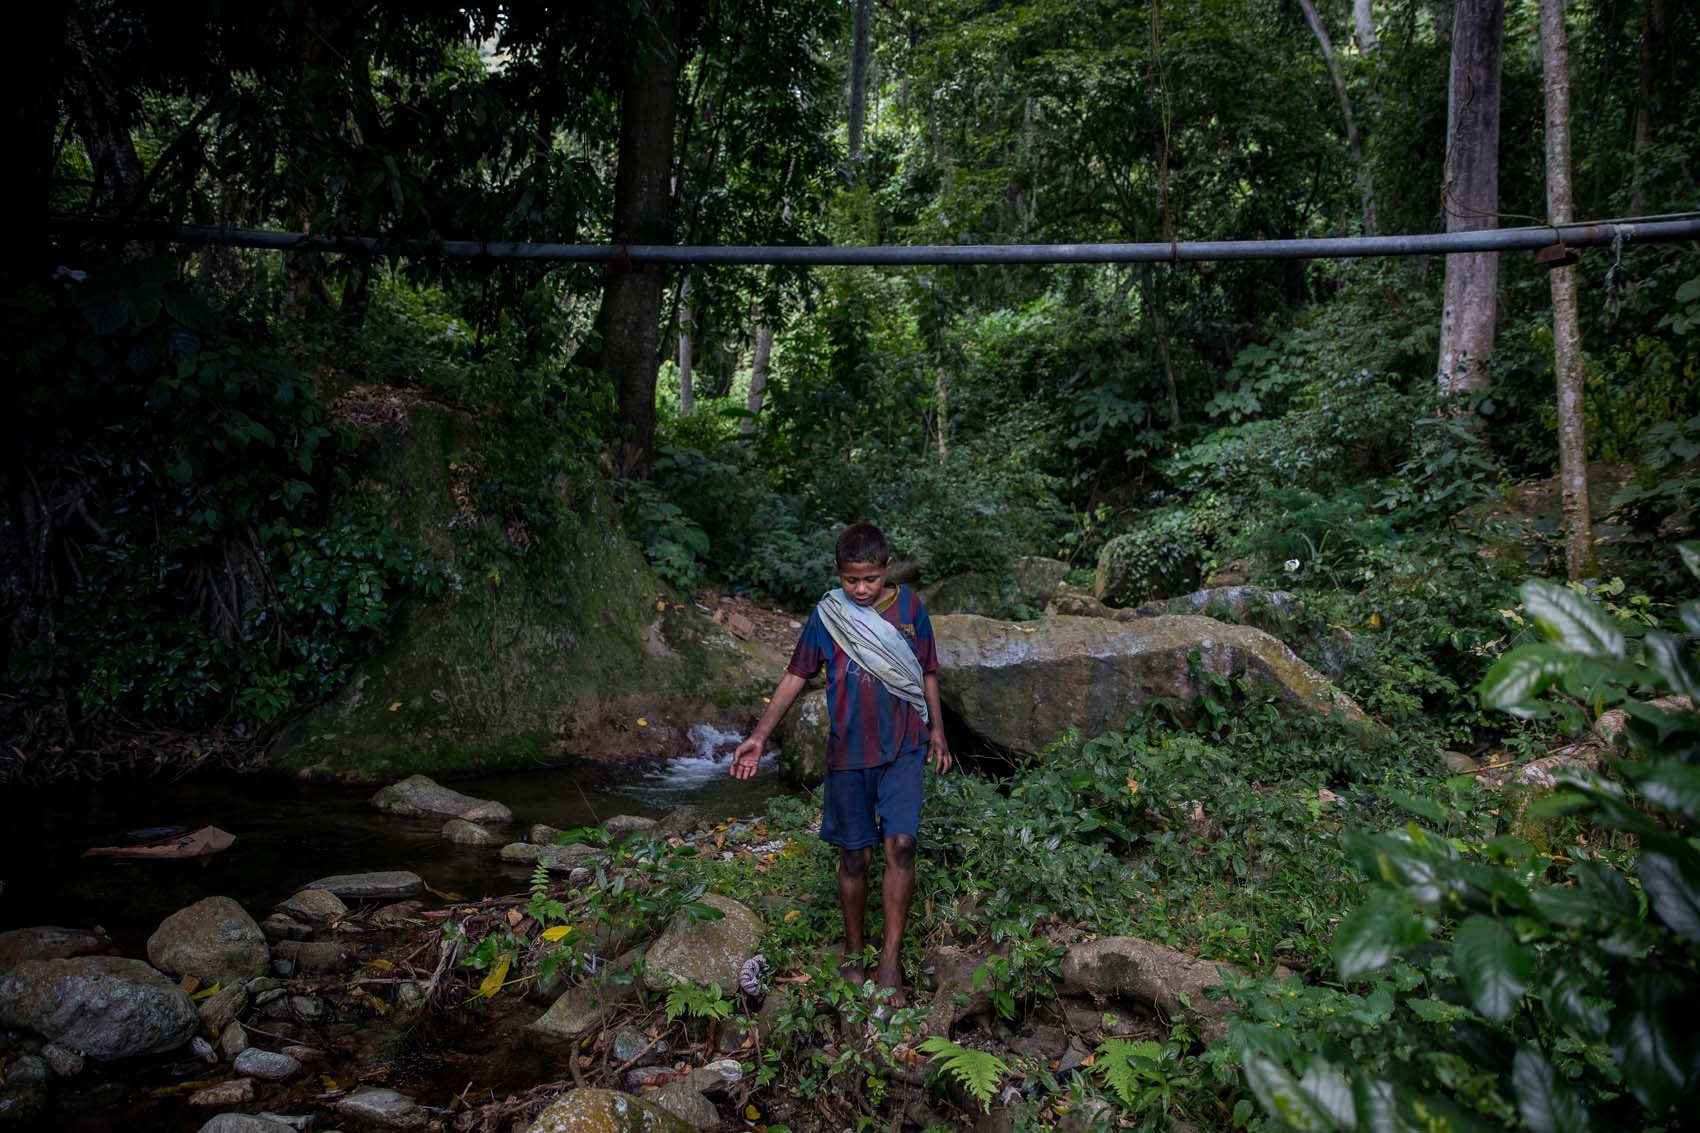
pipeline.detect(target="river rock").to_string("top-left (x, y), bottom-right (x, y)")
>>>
top-left (188, 1077), bottom-right (255, 1107)
top-left (1060, 937), bottom-right (1248, 1039)
top-left (0, 955), bottom-right (198, 1059)
top-left (626, 1066), bottom-right (677, 1090)
top-left (778, 689), bottom-right (829, 785)
top-left (933, 613), bottom-right (1371, 757)
top-left (371, 774), bottom-right (513, 822)
top-left (197, 1115), bottom-right (297, 1133)
top-left (442, 818), bottom-right (502, 845)
top-left (1094, 532), bottom-right (1203, 607)
top-left (501, 843), bottom-right (602, 872)
top-left (275, 889), bottom-right (347, 925)
top-left (921, 557), bottom-right (1069, 619)
top-left (4, 1056), bottom-right (47, 1085)
top-left (528, 1088), bottom-right (694, 1133)
top-left (369, 900), bottom-right (425, 928)
top-left (645, 1082), bottom-right (718, 1129)
top-left (220, 1021), bottom-right (252, 1060)
top-left (233, 1048), bottom-right (302, 1082)
top-left (611, 1026), bottom-right (664, 1066)
top-left (642, 894), bottom-right (762, 992)
top-left (0, 927), bottom-right (107, 974)
top-left (198, 984), bottom-right (248, 1031)
top-left (652, 806), bottom-right (702, 840)
top-left (603, 815), bottom-right (658, 837)
top-left (301, 871), bottom-right (424, 900)
top-left (147, 897), bottom-right (270, 986)
top-left (331, 1086), bottom-right (428, 1129)
top-left (260, 915), bottom-right (311, 944)
top-left (529, 823), bottom-right (562, 844)
top-left (41, 1044), bottom-right (84, 1078)
top-left (271, 941), bottom-right (350, 974)
top-left (1128, 586), bottom-right (1305, 636)
top-left (529, 987), bottom-right (607, 1041)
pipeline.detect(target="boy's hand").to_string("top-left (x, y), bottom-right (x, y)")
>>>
top-left (927, 731), bottom-right (952, 775)
top-left (730, 737), bottom-right (764, 779)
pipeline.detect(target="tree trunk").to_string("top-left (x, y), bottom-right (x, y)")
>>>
top-left (1629, 0), bottom-right (1664, 218)
top-left (63, 9), bottom-right (143, 219)
top-left (677, 275), bottom-right (695, 415)
top-left (848, 0), bottom-right (872, 167)
top-left (742, 317), bottom-right (774, 436)
top-left (1141, 266), bottom-right (1182, 428)
top-left (1297, 0), bottom-right (1376, 234)
top-left (595, 0), bottom-right (685, 479)
top-left (1353, 0), bottom-right (1379, 54)
top-left (1539, 0), bottom-right (1594, 581)
top-left (1436, 0), bottom-right (1503, 398)
top-left (935, 367), bottom-right (949, 458)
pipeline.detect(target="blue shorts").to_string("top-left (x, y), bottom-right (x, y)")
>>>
top-left (820, 747), bottom-right (926, 850)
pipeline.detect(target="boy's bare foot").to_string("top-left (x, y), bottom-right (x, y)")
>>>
top-left (839, 955), bottom-right (867, 987)
top-left (875, 957), bottom-right (906, 1008)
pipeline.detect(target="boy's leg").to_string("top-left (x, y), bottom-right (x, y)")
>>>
top-left (838, 846), bottom-right (872, 982)
top-left (877, 833), bottom-right (916, 1001)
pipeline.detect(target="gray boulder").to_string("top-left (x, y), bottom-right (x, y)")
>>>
top-left (1060, 936), bottom-right (1255, 1040)
top-left (529, 986), bottom-right (608, 1041)
top-left (442, 818), bottom-right (502, 845)
top-left (330, 1086), bottom-right (428, 1129)
top-left (274, 889), bottom-right (347, 925)
top-left (197, 984), bottom-right (248, 1031)
top-left (643, 894), bottom-right (763, 993)
top-left (370, 774), bottom-right (513, 822)
top-left (0, 956), bottom-right (197, 1059)
top-left (777, 689), bottom-right (829, 786)
top-left (500, 842), bottom-right (602, 872)
top-left (271, 941), bottom-right (350, 974)
top-left (1094, 531), bottom-right (1202, 607)
top-left (652, 806), bottom-right (702, 840)
top-left (603, 815), bottom-right (658, 837)
top-left (646, 1082), bottom-right (719, 1129)
top-left (1128, 586), bottom-right (1305, 636)
top-left (934, 613), bottom-right (1372, 757)
top-left (529, 823), bottom-right (562, 844)
top-left (147, 897), bottom-right (270, 986)
top-left (301, 871), bottom-right (423, 900)
top-left (197, 1115), bottom-right (299, 1133)
top-left (527, 1088), bottom-right (693, 1133)
top-left (232, 1047), bottom-right (302, 1081)
top-left (0, 926), bottom-right (107, 974)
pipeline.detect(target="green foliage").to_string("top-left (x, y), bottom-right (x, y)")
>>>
top-left (1094, 1038), bottom-right (1176, 1113)
top-left (664, 980), bottom-right (732, 1024)
top-left (1235, 548), bottom-right (1700, 1130)
top-left (1093, 526), bottom-right (1204, 608)
top-left (917, 1036), bottom-right (1009, 1112)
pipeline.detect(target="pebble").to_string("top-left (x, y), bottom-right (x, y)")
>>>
top-left (272, 941), bottom-right (350, 974)
top-left (42, 1043), bottom-right (84, 1078)
top-left (188, 1077), bottom-right (255, 1107)
top-left (331, 1086), bottom-right (428, 1129)
top-left (275, 889), bottom-right (348, 925)
top-left (190, 1037), bottom-right (218, 1063)
top-left (196, 1115), bottom-right (302, 1133)
top-left (611, 1025), bottom-right (665, 1066)
top-left (260, 914), bottom-right (312, 943)
top-left (220, 1021), bottom-right (252, 1060)
top-left (246, 977), bottom-right (286, 996)
top-left (289, 996), bottom-right (326, 1021)
top-left (646, 1081), bottom-right (719, 1129)
top-left (198, 984), bottom-right (249, 1031)
top-left (255, 1115), bottom-right (314, 1131)
top-left (233, 1048), bottom-right (303, 1082)
top-left (4, 1054), bottom-right (49, 1085)
top-left (271, 956), bottom-right (295, 978)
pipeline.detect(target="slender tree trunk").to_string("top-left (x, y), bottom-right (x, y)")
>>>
top-left (1539, 0), bottom-right (1594, 581)
top-left (63, 9), bottom-right (143, 219)
top-left (677, 275), bottom-right (695, 415)
top-left (935, 368), bottom-right (949, 458)
top-left (1141, 266), bottom-right (1182, 428)
top-left (1354, 0), bottom-right (1379, 54)
top-left (742, 318), bottom-right (774, 436)
top-left (1629, 0), bottom-right (1664, 218)
top-left (1437, 0), bottom-right (1503, 398)
top-left (1297, 0), bottom-right (1376, 234)
top-left (848, 0), bottom-right (872, 167)
top-left (595, 0), bottom-right (685, 478)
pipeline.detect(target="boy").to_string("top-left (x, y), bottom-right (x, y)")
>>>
top-left (730, 522), bottom-right (950, 1003)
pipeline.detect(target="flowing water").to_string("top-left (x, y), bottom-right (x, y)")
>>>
top-left (0, 728), bottom-right (786, 958)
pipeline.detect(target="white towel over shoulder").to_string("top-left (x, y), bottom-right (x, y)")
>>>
top-left (815, 588), bottom-right (929, 724)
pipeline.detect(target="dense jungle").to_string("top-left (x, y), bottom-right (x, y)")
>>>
top-left (2, 0), bottom-right (1699, 1131)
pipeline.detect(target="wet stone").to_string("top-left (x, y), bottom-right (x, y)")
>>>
top-left (199, 984), bottom-right (248, 1031)
top-left (603, 815), bottom-right (658, 837)
top-left (0, 1083), bottom-right (49, 1124)
top-left (254, 1115), bottom-right (314, 1131)
top-left (3, 1055), bottom-right (47, 1085)
top-left (0, 927), bottom-right (107, 974)
top-left (233, 1047), bottom-right (303, 1082)
top-left (331, 1086), bottom-right (428, 1129)
top-left (188, 1077), bottom-right (255, 1107)
top-left (529, 987), bottom-right (605, 1041)
top-left (245, 977), bottom-right (285, 996)
top-left (276, 889), bottom-right (347, 925)
top-left (529, 824), bottom-right (561, 845)
top-left (197, 1115), bottom-right (300, 1133)
top-left (260, 915), bottom-right (311, 944)
top-left (191, 1037), bottom-right (218, 1063)
top-left (442, 818), bottom-right (503, 846)
top-left (272, 941), bottom-right (350, 974)
top-left (301, 871), bottom-right (424, 900)
top-left (369, 900), bottom-right (425, 929)
top-left (612, 1026), bottom-right (665, 1066)
top-left (41, 1044), bottom-right (84, 1078)
top-left (646, 1082), bottom-right (719, 1129)
top-left (271, 956), bottom-right (295, 979)
top-left (220, 1021), bottom-right (252, 1061)
top-left (289, 996), bottom-right (326, 1021)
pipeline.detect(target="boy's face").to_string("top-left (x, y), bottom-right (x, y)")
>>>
top-left (837, 558), bottom-right (890, 606)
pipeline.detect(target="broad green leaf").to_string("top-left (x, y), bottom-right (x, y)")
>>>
top-left (1542, 967), bottom-right (1608, 1039)
top-left (1678, 542), bottom-right (1700, 582)
top-left (1642, 631), bottom-right (1700, 702)
top-left (1478, 645), bottom-right (1571, 718)
top-left (1241, 1051), bottom-right (1342, 1132)
top-left (1350, 1076), bottom-right (1398, 1133)
top-left (1637, 840), bottom-right (1700, 941)
top-left (1522, 579), bottom-right (1625, 658)
top-left (1629, 761), bottom-right (1700, 827)
top-left (1297, 1062), bottom-right (1356, 1128)
top-left (1511, 1045), bottom-right (1590, 1133)
top-left (1451, 916), bottom-right (1532, 1023)
top-left (1610, 973), bottom-right (1696, 1112)
top-left (1332, 892), bottom-right (1424, 979)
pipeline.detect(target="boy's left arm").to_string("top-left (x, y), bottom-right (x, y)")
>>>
top-left (924, 672), bottom-right (951, 774)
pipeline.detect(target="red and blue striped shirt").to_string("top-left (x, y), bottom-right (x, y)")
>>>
top-left (786, 585), bottom-right (941, 771)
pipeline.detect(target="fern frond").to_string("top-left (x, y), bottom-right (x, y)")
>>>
top-left (1096, 1038), bottom-right (1163, 1109)
top-left (917, 1036), bottom-right (1009, 1111)
top-left (529, 863), bottom-right (549, 899)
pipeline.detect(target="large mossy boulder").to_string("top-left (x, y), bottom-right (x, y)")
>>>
top-left (528, 1088), bottom-right (694, 1133)
top-left (270, 400), bottom-right (777, 780)
top-left (934, 613), bottom-right (1372, 757)
top-left (777, 688), bottom-right (829, 785)
top-left (919, 557), bottom-right (1070, 619)
top-left (1094, 531), bottom-right (1202, 608)
top-left (642, 894), bottom-right (763, 992)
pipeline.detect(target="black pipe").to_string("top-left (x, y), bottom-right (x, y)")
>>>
top-left (50, 216), bottom-right (1700, 266)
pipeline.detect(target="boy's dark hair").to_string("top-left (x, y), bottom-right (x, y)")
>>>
top-left (835, 522), bottom-right (890, 566)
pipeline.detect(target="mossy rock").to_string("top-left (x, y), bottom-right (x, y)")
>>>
top-left (1094, 531), bottom-right (1202, 608)
top-left (778, 688), bottom-right (829, 786)
top-left (270, 402), bottom-right (775, 780)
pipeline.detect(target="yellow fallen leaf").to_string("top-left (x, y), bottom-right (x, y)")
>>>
top-left (388, 701), bottom-right (401, 712)
top-left (636, 717), bottom-right (648, 727)
top-left (1126, 776), bottom-right (1140, 795)
top-left (190, 982), bottom-right (222, 1001)
top-left (656, 600), bottom-right (667, 612)
top-left (366, 958), bottom-right (396, 973)
top-left (1368, 611), bottom-right (1383, 630)
top-left (783, 909), bottom-right (802, 924)
top-left (424, 883), bottom-right (464, 901)
top-left (745, 1104), bottom-right (763, 1121)
top-left (542, 925), bottom-right (575, 942)
top-left (471, 954), bottom-right (511, 1000)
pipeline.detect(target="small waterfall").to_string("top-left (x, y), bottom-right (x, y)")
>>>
top-left (636, 723), bottom-right (775, 793)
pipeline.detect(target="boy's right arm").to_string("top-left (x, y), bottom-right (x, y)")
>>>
top-left (730, 672), bottom-right (809, 779)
